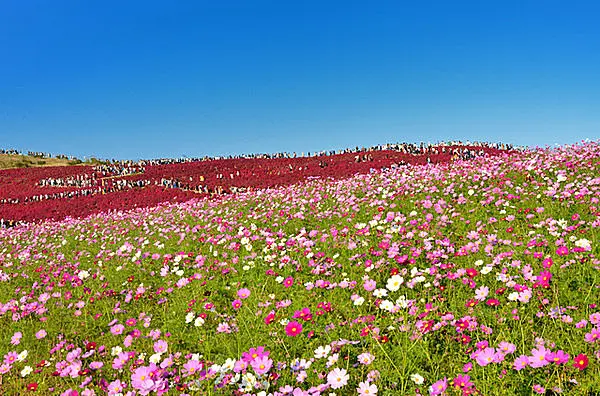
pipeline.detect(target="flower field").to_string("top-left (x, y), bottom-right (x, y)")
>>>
top-left (0, 142), bottom-right (599, 395)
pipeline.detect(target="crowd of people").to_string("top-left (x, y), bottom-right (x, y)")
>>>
top-left (2, 179), bottom-right (152, 206)
top-left (0, 188), bottom-right (103, 205)
top-left (39, 174), bottom-right (97, 188)
top-left (0, 218), bottom-right (21, 228)
top-left (0, 149), bottom-right (21, 155)
top-left (93, 164), bottom-right (145, 177)
top-left (90, 140), bottom-right (517, 168)
top-left (0, 148), bottom-right (79, 160)
top-left (158, 178), bottom-right (231, 196)
top-left (38, 164), bottom-right (145, 188)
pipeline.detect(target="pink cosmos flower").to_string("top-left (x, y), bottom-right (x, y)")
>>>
top-left (429, 378), bottom-right (448, 395)
top-left (584, 327), bottom-right (600, 343)
top-left (364, 279), bottom-right (377, 292)
top-left (542, 257), bottom-right (553, 268)
top-left (90, 361), bottom-right (104, 370)
top-left (293, 307), bottom-right (312, 321)
top-left (513, 355), bottom-right (529, 371)
top-left (182, 359), bottom-right (202, 376)
top-left (233, 359), bottom-right (249, 373)
top-left (473, 347), bottom-right (495, 366)
top-left (474, 286), bottom-right (489, 301)
top-left (110, 324), bottom-right (125, 335)
top-left (357, 381), bottom-right (378, 395)
top-left (497, 341), bottom-right (516, 355)
top-left (232, 299), bottom-right (242, 309)
top-left (237, 288), bottom-right (251, 299)
top-left (10, 332), bottom-right (22, 345)
top-left (545, 350), bottom-right (569, 365)
top-left (357, 352), bottom-right (376, 365)
top-left (529, 346), bottom-right (550, 368)
top-left (251, 356), bottom-right (273, 375)
top-left (4, 351), bottom-right (18, 365)
top-left (264, 311), bottom-right (276, 325)
top-left (107, 379), bottom-right (124, 396)
top-left (216, 322), bottom-right (231, 333)
top-left (153, 340), bottom-right (168, 353)
top-left (131, 365), bottom-right (157, 394)
top-left (35, 329), bottom-right (47, 339)
top-left (112, 352), bottom-right (130, 370)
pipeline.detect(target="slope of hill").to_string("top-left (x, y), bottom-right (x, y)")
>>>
top-left (0, 144), bottom-right (508, 223)
top-left (0, 142), bottom-right (598, 394)
top-left (0, 153), bottom-right (82, 169)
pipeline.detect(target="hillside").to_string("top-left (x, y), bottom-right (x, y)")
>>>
top-left (0, 142), bottom-right (598, 395)
top-left (0, 144), bottom-right (507, 223)
top-left (0, 153), bottom-right (84, 169)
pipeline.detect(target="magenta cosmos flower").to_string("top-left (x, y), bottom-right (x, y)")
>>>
top-left (573, 353), bottom-right (589, 370)
top-left (285, 321), bottom-right (303, 337)
top-left (283, 276), bottom-right (294, 288)
top-left (242, 346), bottom-right (269, 362)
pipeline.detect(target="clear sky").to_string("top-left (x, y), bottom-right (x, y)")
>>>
top-left (1, 1), bottom-right (599, 159)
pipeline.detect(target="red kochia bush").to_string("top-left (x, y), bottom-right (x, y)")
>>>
top-left (0, 146), bottom-right (507, 222)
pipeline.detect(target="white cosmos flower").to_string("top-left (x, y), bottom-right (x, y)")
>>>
top-left (326, 353), bottom-right (339, 367)
top-left (185, 312), bottom-right (195, 323)
top-left (242, 372), bottom-right (257, 385)
top-left (314, 345), bottom-right (332, 359)
top-left (353, 297), bottom-right (365, 306)
top-left (379, 300), bottom-right (394, 311)
top-left (411, 373), bottom-right (424, 384)
top-left (396, 295), bottom-right (409, 309)
top-left (17, 350), bottom-right (28, 361)
top-left (386, 275), bottom-right (404, 292)
top-left (222, 358), bottom-right (236, 372)
top-left (78, 270), bottom-right (90, 280)
top-left (149, 353), bottom-right (162, 364)
top-left (481, 266), bottom-right (493, 275)
top-left (20, 365), bottom-right (33, 377)
top-left (575, 238), bottom-right (591, 249)
top-left (111, 346), bottom-right (123, 356)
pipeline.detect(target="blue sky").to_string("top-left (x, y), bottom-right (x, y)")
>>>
top-left (1, 1), bottom-right (599, 159)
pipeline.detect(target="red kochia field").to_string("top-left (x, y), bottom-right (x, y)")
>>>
top-left (0, 146), bottom-right (505, 222)
top-left (0, 142), bottom-right (599, 395)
